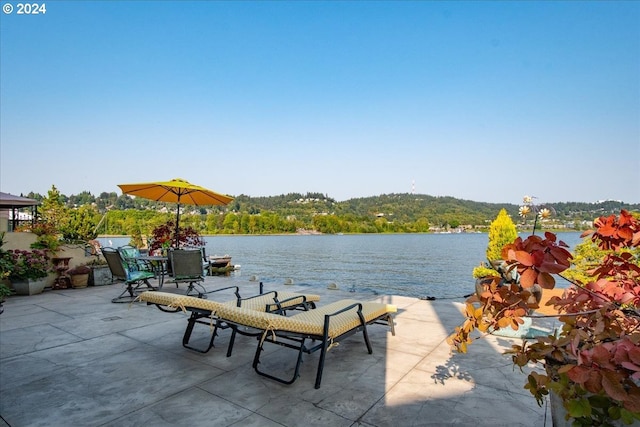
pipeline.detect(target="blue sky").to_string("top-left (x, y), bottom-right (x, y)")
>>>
top-left (1, 1), bottom-right (638, 204)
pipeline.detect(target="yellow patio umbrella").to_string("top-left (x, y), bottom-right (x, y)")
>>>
top-left (118, 178), bottom-right (233, 247)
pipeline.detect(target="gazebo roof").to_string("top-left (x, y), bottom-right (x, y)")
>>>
top-left (0, 192), bottom-right (40, 209)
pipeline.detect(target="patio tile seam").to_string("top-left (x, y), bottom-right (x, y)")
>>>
top-left (351, 391), bottom-right (393, 427)
top-left (1, 331), bottom-right (89, 359)
top-left (310, 400), bottom-right (359, 425)
top-left (92, 386), bottom-right (211, 427)
top-left (353, 338), bottom-right (449, 424)
top-left (91, 369), bottom-right (243, 426)
top-left (193, 385), bottom-right (294, 427)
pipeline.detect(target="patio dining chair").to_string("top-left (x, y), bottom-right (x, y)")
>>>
top-left (117, 245), bottom-right (154, 273)
top-left (167, 248), bottom-right (207, 297)
top-left (103, 247), bottom-right (157, 303)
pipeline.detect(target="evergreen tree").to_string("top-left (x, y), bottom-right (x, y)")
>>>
top-left (30, 185), bottom-right (69, 250)
top-left (486, 209), bottom-right (517, 261)
top-left (40, 185), bottom-right (68, 231)
top-left (60, 205), bottom-right (100, 242)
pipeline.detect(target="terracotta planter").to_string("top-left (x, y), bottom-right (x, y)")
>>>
top-left (11, 278), bottom-right (47, 296)
top-left (70, 273), bottom-right (89, 288)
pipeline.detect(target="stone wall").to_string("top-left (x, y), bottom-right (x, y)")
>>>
top-left (3, 232), bottom-right (98, 286)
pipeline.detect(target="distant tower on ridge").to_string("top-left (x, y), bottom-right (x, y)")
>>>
top-left (411, 179), bottom-right (415, 195)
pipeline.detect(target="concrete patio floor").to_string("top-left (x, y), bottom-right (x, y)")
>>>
top-left (0, 276), bottom-right (555, 426)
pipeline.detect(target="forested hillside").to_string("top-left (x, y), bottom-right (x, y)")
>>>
top-left (20, 188), bottom-right (640, 236)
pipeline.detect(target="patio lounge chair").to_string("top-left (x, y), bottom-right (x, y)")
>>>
top-left (103, 247), bottom-right (157, 303)
top-left (147, 292), bottom-right (396, 388)
top-left (138, 288), bottom-right (320, 353)
top-left (215, 299), bottom-right (396, 389)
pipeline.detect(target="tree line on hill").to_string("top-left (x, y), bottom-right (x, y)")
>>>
top-left (18, 187), bottom-right (640, 239)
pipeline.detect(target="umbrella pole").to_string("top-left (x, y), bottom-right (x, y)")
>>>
top-left (175, 202), bottom-right (181, 248)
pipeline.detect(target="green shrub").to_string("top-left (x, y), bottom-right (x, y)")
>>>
top-left (486, 209), bottom-right (517, 261)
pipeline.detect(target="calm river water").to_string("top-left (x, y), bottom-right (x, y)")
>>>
top-left (98, 232), bottom-right (583, 299)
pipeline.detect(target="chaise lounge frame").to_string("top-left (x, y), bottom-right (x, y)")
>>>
top-left (213, 298), bottom-right (396, 389)
top-left (137, 288), bottom-right (320, 353)
top-left (138, 291), bottom-right (396, 389)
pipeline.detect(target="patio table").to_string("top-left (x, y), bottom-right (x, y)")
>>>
top-left (136, 255), bottom-right (168, 288)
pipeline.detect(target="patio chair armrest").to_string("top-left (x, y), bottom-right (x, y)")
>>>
top-left (122, 257), bottom-right (153, 273)
top-left (265, 295), bottom-right (308, 314)
top-left (326, 302), bottom-right (362, 317)
top-left (238, 290), bottom-right (277, 307)
top-left (323, 302), bottom-right (365, 333)
top-left (203, 285), bottom-right (241, 300)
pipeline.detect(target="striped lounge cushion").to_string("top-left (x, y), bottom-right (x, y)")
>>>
top-left (138, 291), bottom-right (186, 307)
top-left (233, 291), bottom-right (320, 311)
top-left (137, 291), bottom-right (320, 314)
top-left (216, 299), bottom-right (396, 339)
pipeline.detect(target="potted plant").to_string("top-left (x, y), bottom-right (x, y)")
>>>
top-left (473, 208), bottom-right (518, 292)
top-left (474, 201), bottom-right (548, 315)
top-left (449, 209), bottom-right (640, 426)
top-left (0, 282), bottom-right (13, 314)
top-left (0, 232), bottom-right (14, 286)
top-left (7, 249), bottom-right (51, 295)
top-left (148, 220), bottom-right (205, 255)
top-left (86, 256), bottom-right (112, 286)
top-left (68, 265), bottom-right (91, 288)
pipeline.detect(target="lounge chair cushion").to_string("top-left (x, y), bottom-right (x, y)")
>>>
top-left (137, 291), bottom-right (320, 314)
top-left (216, 299), bottom-right (397, 339)
top-left (138, 291), bottom-right (196, 308)
top-left (229, 292), bottom-right (318, 312)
